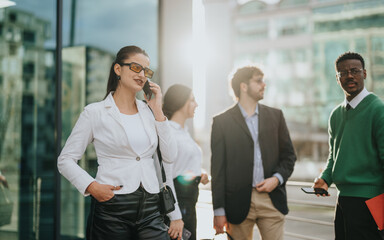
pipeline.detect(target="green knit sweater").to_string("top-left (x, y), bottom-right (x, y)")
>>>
top-left (321, 94), bottom-right (384, 198)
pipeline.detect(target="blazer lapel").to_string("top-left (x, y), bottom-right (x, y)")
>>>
top-left (230, 104), bottom-right (252, 140)
top-left (104, 93), bottom-right (125, 129)
top-left (103, 93), bottom-right (138, 155)
top-left (258, 104), bottom-right (267, 137)
top-left (258, 104), bottom-right (269, 164)
top-left (104, 95), bottom-right (156, 151)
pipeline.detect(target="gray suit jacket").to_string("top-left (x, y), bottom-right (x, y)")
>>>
top-left (210, 103), bottom-right (296, 224)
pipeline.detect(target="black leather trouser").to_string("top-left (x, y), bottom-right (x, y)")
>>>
top-left (173, 176), bottom-right (201, 240)
top-left (86, 186), bottom-right (170, 240)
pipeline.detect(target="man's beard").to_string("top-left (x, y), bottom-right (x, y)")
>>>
top-left (247, 87), bottom-right (263, 102)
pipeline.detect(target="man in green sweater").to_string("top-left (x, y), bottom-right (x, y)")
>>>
top-left (314, 51), bottom-right (384, 240)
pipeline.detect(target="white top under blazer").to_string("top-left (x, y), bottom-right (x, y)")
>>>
top-left (57, 93), bottom-right (181, 218)
top-left (169, 121), bottom-right (202, 178)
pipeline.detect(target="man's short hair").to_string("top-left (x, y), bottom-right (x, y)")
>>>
top-left (231, 66), bottom-right (264, 98)
top-left (335, 51), bottom-right (365, 70)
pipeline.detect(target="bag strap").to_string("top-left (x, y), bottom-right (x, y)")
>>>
top-left (143, 100), bottom-right (167, 185)
top-left (157, 142), bottom-right (167, 184)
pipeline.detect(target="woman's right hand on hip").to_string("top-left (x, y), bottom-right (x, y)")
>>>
top-left (86, 181), bottom-right (122, 202)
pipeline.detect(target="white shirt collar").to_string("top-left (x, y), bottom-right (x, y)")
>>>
top-left (238, 103), bottom-right (259, 118)
top-left (345, 88), bottom-right (370, 109)
top-left (169, 120), bottom-right (189, 132)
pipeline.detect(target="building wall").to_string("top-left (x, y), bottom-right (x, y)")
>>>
top-left (219, 0), bottom-right (384, 170)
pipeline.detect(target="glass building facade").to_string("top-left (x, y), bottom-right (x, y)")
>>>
top-left (0, 0), bottom-right (159, 239)
top-left (234, 0), bottom-right (384, 165)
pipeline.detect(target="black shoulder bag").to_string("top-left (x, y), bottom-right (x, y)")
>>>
top-left (144, 100), bottom-right (176, 215)
top-left (157, 144), bottom-right (176, 215)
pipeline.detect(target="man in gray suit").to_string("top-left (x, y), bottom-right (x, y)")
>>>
top-left (210, 65), bottom-right (296, 240)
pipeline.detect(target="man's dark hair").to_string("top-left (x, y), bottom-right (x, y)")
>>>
top-left (231, 66), bottom-right (263, 98)
top-left (335, 51), bottom-right (365, 71)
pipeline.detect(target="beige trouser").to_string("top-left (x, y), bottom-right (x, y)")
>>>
top-left (227, 188), bottom-right (285, 240)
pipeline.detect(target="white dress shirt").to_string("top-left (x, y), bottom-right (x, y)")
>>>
top-left (238, 103), bottom-right (283, 186)
top-left (344, 87), bottom-right (370, 109)
top-left (57, 93), bottom-right (179, 216)
top-left (169, 121), bottom-right (202, 179)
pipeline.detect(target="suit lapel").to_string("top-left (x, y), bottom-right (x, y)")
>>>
top-left (104, 93), bottom-right (125, 129)
top-left (258, 104), bottom-right (269, 165)
top-left (230, 104), bottom-right (252, 139)
top-left (258, 104), bottom-right (267, 136)
top-left (104, 94), bottom-right (156, 154)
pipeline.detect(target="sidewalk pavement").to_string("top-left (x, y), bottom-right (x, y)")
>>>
top-left (196, 189), bottom-right (216, 240)
top-left (195, 185), bottom-right (336, 240)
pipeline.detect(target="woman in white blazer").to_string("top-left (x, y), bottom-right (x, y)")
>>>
top-left (163, 84), bottom-right (209, 240)
top-left (58, 46), bottom-right (183, 240)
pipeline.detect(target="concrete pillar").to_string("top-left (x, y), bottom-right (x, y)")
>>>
top-left (204, 0), bottom-right (236, 125)
top-left (159, 0), bottom-right (193, 91)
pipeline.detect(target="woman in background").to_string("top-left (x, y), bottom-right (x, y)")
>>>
top-left (58, 46), bottom-right (183, 240)
top-left (163, 84), bottom-right (209, 240)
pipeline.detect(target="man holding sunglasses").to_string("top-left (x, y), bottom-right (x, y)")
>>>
top-left (314, 52), bottom-right (384, 240)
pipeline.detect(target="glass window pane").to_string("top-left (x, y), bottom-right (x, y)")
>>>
top-left (0, 0), bottom-right (57, 239)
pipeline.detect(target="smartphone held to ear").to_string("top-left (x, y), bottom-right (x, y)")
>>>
top-left (301, 187), bottom-right (328, 195)
top-left (143, 80), bottom-right (152, 100)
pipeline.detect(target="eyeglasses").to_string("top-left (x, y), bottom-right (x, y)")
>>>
top-left (336, 68), bottom-right (363, 78)
top-left (119, 62), bottom-right (154, 79)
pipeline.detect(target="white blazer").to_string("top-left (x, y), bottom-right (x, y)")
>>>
top-left (58, 92), bottom-right (177, 197)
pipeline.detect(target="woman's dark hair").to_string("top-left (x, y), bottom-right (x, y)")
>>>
top-left (104, 46), bottom-right (149, 99)
top-left (335, 51), bottom-right (365, 71)
top-left (163, 84), bottom-right (192, 119)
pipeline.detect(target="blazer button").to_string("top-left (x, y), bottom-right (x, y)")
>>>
top-left (136, 157), bottom-right (140, 161)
